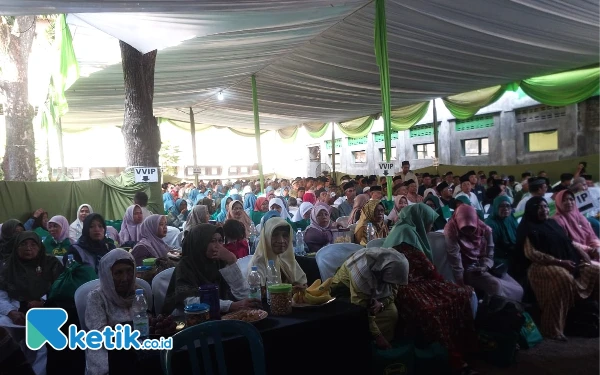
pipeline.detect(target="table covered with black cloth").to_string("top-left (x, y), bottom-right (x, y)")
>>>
top-left (295, 255), bottom-right (321, 284)
top-left (125, 300), bottom-right (372, 375)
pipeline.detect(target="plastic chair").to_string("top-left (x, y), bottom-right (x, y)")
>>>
top-left (75, 278), bottom-right (152, 330)
top-left (366, 238), bottom-right (385, 248)
top-left (164, 226), bottom-right (182, 248)
top-left (152, 267), bottom-right (175, 315)
top-left (315, 243), bottom-right (363, 280)
top-left (335, 216), bottom-right (349, 228)
top-left (161, 320), bottom-right (266, 375)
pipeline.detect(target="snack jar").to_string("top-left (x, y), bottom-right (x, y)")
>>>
top-left (268, 284), bottom-right (292, 316)
top-left (184, 303), bottom-right (210, 327)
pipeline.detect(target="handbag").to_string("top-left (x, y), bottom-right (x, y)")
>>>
top-left (476, 295), bottom-right (525, 334)
top-left (518, 312), bottom-right (543, 349)
top-left (48, 261), bottom-right (98, 307)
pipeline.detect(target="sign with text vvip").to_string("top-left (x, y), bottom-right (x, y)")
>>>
top-left (376, 161), bottom-right (396, 177)
top-left (576, 189), bottom-right (599, 215)
top-left (134, 167), bottom-right (159, 183)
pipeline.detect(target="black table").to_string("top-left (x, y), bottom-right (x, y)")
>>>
top-left (295, 255), bottom-right (321, 284)
top-left (126, 300), bottom-right (372, 375)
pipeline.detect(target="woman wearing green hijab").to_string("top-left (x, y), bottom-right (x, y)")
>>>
top-left (383, 204), bottom-right (478, 375)
top-left (485, 196), bottom-right (518, 272)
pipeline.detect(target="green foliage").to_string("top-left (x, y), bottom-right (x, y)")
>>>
top-left (36, 156), bottom-right (50, 181)
top-left (159, 140), bottom-right (181, 176)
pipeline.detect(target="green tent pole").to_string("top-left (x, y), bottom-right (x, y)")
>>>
top-left (432, 99), bottom-right (439, 176)
top-left (251, 74), bottom-right (265, 194)
top-left (375, 0), bottom-right (393, 200)
top-left (189, 107), bottom-right (199, 186)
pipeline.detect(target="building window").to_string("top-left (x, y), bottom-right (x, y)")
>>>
top-left (325, 138), bottom-right (341, 150)
top-left (308, 146), bottom-right (321, 161)
top-left (373, 132), bottom-right (398, 142)
top-left (455, 115), bottom-right (494, 132)
top-left (328, 153), bottom-right (341, 168)
top-left (380, 147), bottom-right (397, 161)
top-left (352, 150), bottom-right (367, 163)
top-left (515, 105), bottom-right (566, 123)
top-left (526, 130), bottom-right (558, 152)
top-left (409, 124), bottom-right (435, 138)
top-left (462, 138), bottom-right (489, 156)
top-left (415, 143), bottom-right (435, 159)
top-left (348, 136), bottom-right (368, 146)
top-left (228, 167), bottom-right (239, 175)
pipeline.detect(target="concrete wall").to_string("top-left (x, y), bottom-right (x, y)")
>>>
top-left (319, 94), bottom-right (599, 174)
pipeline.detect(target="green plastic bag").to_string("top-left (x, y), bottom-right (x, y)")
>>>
top-left (372, 339), bottom-right (415, 375)
top-left (48, 261), bottom-right (98, 306)
top-left (519, 312), bottom-right (543, 349)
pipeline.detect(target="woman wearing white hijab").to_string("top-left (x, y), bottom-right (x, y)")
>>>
top-left (69, 204), bottom-right (93, 243)
top-left (268, 197), bottom-right (291, 220)
top-left (84, 249), bottom-right (141, 375)
top-left (292, 202), bottom-right (313, 223)
top-left (248, 217), bottom-right (307, 287)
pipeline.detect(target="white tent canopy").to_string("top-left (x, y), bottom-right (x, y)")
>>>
top-left (3, 0), bottom-right (599, 132)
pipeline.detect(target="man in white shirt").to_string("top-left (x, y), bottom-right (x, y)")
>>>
top-left (455, 178), bottom-right (483, 211)
top-left (396, 161), bottom-right (417, 184)
top-left (516, 177), bottom-right (551, 213)
top-left (337, 182), bottom-right (356, 217)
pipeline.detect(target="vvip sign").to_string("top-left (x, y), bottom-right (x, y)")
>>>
top-left (376, 162), bottom-right (396, 177)
top-left (134, 167), bottom-right (159, 183)
top-left (575, 189), bottom-right (599, 215)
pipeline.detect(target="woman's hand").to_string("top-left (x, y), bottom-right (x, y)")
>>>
top-left (591, 248), bottom-right (600, 261)
top-left (217, 246), bottom-right (237, 265)
top-left (374, 334), bottom-right (392, 350)
top-left (27, 300), bottom-right (44, 309)
top-left (230, 298), bottom-right (262, 312)
top-left (556, 259), bottom-right (576, 272)
top-left (8, 310), bottom-right (25, 325)
top-left (33, 208), bottom-right (44, 218)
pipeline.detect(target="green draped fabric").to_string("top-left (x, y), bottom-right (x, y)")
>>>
top-left (519, 66), bottom-right (599, 106)
top-left (277, 126), bottom-right (299, 143)
top-left (304, 122), bottom-right (329, 138)
top-left (442, 85), bottom-right (505, 120)
top-left (0, 171), bottom-right (162, 223)
top-left (52, 14), bottom-right (79, 117)
top-left (229, 127), bottom-right (267, 137)
top-left (374, 0), bottom-right (393, 200)
top-left (390, 101), bottom-right (429, 131)
top-left (337, 115), bottom-right (375, 138)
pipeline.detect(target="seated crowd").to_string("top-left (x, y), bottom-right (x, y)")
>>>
top-left (0, 160), bottom-right (598, 375)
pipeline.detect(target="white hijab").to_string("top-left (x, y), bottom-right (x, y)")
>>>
top-left (247, 217), bottom-right (307, 285)
top-left (97, 249), bottom-right (137, 308)
top-left (268, 197), bottom-right (291, 220)
top-left (70, 204), bottom-right (93, 242)
top-left (292, 202), bottom-right (313, 222)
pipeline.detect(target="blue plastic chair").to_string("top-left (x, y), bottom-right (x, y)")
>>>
top-left (161, 320), bottom-right (266, 375)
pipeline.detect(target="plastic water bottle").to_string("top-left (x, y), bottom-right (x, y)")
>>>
top-left (248, 266), bottom-right (263, 300)
top-left (132, 289), bottom-right (149, 339)
top-left (66, 254), bottom-right (75, 268)
top-left (366, 222), bottom-right (375, 243)
top-left (295, 229), bottom-right (306, 256)
top-left (266, 260), bottom-right (281, 305)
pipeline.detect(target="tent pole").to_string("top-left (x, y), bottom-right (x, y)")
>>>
top-left (189, 108), bottom-right (199, 186)
top-left (432, 99), bottom-right (439, 175)
top-left (251, 74), bottom-right (265, 194)
top-left (375, 0), bottom-right (393, 201)
top-left (57, 117), bottom-right (66, 179)
top-left (331, 122), bottom-right (336, 180)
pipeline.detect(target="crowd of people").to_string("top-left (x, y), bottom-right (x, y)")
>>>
top-left (0, 160), bottom-right (598, 375)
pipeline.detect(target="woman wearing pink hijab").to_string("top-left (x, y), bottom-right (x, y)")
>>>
top-left (43, 215), bottom-right (72, 256)
top-left (387, 195), bottom-right (409, 224)
top-left (130, 214), bottom-right (171, 266)
top-left (119, 204), bottom-right (144, 245)
top-left (553, 190), bottom-right (600, 260)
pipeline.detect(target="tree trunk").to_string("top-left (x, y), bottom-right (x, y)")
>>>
top-left (0, 16), bottom-right (36, 181)
top-left (119, 40), bottom-right (161, 167)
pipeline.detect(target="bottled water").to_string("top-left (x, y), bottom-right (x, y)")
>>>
top-left (295, 229), bottom-right (306, 256)
top-left (366, 222), bottom-right (375, 243)
top-left (66, 254), bottom-right (75, 268)
top-left (266, 260), bottom-right (281, 305)
top-left (248, 266), bottom-right (263, 300)
top-left (132, 289), bottom-right (149, 339)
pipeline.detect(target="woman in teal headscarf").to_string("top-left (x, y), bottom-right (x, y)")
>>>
top-left (167, 199), bottom-right (189, 228)
top-left (485, 195), bottom-right (518, 270)
top-left (383, 204), bottom-right (478, 375)
top-left (422, 195), bottom-right (449, 231)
